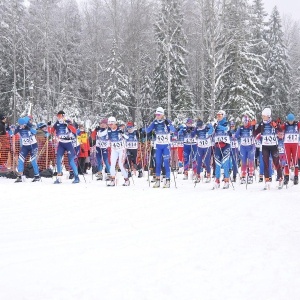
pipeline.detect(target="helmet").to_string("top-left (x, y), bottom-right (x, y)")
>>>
top-left (217, 110), bottom-right (226, 117)
top-left (18, 117), bottom-right (27, 126)
top-left (108, 116), bottom-right (117, 124)
top-left (262, 108), bottom-right (271, 117)
top-left (286, 113), bottom-right (295, 122)
top-left (155, 107), bottom-right (164, 115)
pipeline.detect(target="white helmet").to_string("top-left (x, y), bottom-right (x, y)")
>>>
top-left (155, 107), bottom-right (164, 115)
top-left (262, 108), bottom-right (271, 117)
top-left (108, 116), bottom-right (117, 124)
top-left (217, 110), bottom-right (226, 117)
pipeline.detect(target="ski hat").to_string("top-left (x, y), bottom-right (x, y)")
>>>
top-left (186, 118), bottom-right (193, 124)
top-left (196, 119), bottom-right (203, 127)
top-left (127, 121), bottom-right (134, 127)
top-left (262, 108), bottom-right (271, 117)
top-left (37, 122), bottom-right (47, 129)
top-left (57, 110), bottom-right (65, 116)
top-left (100, 118), bottom-right (108, 124)
top-left (18, 117), bottom-right (27, 126)
top-left (0, 114), bottom-right (6, 121)
top-left (108, 116), bottom-right (117, 124)
top-left (217, 110), bottom-right (226, 117)
top-left (286, 113), bottom-right (295, 122)
top-left (242, 115), bottom-right (249, 124)
top-left (155, 107), bottom-right (164, 115)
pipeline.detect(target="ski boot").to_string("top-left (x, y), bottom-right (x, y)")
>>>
top-left (247, 176), bottom-right (253, 184)
top-left (105, 173), bottom-right (111, 181)
top-left (183, 171), bottom-right (188, 180)
top-left (240, 177), bottom-right (246, 184)
top-left (223, 178), bottom-right (229, 189)
top-left (138, 170), bottom-right (143, 178)
top-left (107, 177), bottom-right (116, 186)
top-left (194, 174), bottom-right (201, 183)
top-left (96, 172), bottom-right (103, 181)
top-left (15, 175), bottom-right (22, 183)
top-left (205, 175), bottom-right (211, 183)
top-left (123, 178), bottom-right (130, 186)
top-left (278, 177), bottom-right (283, 189)
top-left (163, 178), bottom-right (170, 188)
top-left (264, 178), bottom-right (270, 190)
top-left (153, 178), bottom-right (160, 188)
top-left (283, 175), bottom-right (289, 185)
top-left (294, 175), bottom-right (298, 185)
top-left (54, 174), bottom-right (62, 184)
top-left (213, 179), bottom-right (220, 189)
top-left (72, 176), bottom-right (80, 184)
top-left (32, 175), bottom-right (41, 182)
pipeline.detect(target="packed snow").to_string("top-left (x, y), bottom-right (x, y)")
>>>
top-left (0, 171), bottom-right (300, 300)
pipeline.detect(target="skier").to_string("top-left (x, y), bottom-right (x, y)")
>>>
top-left (11, 116), bottom-right (40, 182)
top-left (51, 110), bottom-right (80, 184)
top-left (280, 113), bottom-right (300, 185)
top-left (145, 107), bottom-right (175, 188)
top-left (229, 121), bottom-right (239, 182)
top-left (193, 119), bottom-right (213, 183)
top-left (254, 108), bottom-right (283, 189)
top-left (91, 118), bottom-right (111, 180)
top-left (99, 116), bottom-right (129, 186)
top-left (234, 115), bottom-right (256, 184)
top-left (213, 110), bottom-right (231, 189)
top-left (180, 118), bottom-right (197, 180)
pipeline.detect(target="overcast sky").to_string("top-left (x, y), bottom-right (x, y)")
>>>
top-left (263, 0), bottom-right (300, 20)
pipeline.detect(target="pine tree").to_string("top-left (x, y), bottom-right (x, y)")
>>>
top-left (264, 6), bottom-right (291, 118)
top-left (103, 40), bottom-right (130, 121)
top-left (154, 0), bottom-right (193, 119)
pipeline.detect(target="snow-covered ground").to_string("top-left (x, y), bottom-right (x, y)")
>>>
top-left (1, 172), bottom-right (300, 300)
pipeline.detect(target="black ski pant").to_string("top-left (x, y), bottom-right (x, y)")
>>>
top-left (262, 145), bottom-right (282, 180)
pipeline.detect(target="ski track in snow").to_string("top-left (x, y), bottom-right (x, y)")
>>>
top-left (0, 173), bottom-right (300, 300)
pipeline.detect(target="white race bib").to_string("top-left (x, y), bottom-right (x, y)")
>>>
top-left (22, 135), bottom-right (36, 146)
top-left (97, 140), bottom-right (110, 148)
top-left (240, 137), bottom-right (254, 146)
top-left (156, 134), bottom-right (170, 145)
top-left (126, 141), bottom-right (138, 149)
top-left (197, 139), bottom-right (211, 148)
top-left (214, 135), bottom-right (230, 144)
top-left (184, 137), bottom-right (197, 144)
top-left (284, 133), bottom-right (299, 144)
top-left (111, 140), bottom-right (125, 150)
top-left (230, 140), bottom-right (239, 148)
top-left (262, 134), bottom-right (277, 146)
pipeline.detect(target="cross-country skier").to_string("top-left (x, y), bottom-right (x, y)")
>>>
top-left (51, 110), bottom-right (80, 184)
top-left (11, 116), bottom-right (40, 182)
top-left (145, 107), bottom-right (175, 188)
top-left (254, 108), bottom-right (283, 189)
top-left (229, 121), bottom-right (239, 182)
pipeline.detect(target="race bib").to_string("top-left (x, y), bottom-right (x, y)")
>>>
top-left (184, 137), bottom-right (197, 144)
top-left (197, 139), bottom-right (211, 148)
top-left (111, 140), bottom-right (125, 150)
top-left (240, 137), bottom-right (254, 146)
top-left (126, 141), bottom-right (138, 149)
top-left (97, 140), bottom-right (109, 148)
top-left (278, 146), bottom-right (285, 154)
top-left (22, 135), bottom-right (36, 146)
top-left (284, 133), bottom-right (298, 144)
top-left (262, 134), bottom-right (277, 146)
top-left (214, 135), bottom-right (229, 144)
top-left (176, 141), bottom-right (184, 147)
top-left (230, 140), bottom-right (239, 148)
top-left (156, 134), bottom-right (170, 145)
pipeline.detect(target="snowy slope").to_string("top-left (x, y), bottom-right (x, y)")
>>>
top-left (0, 172), bottom-right (300, 300)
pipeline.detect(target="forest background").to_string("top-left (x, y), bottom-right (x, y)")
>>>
top-left (1, 0), bottom-right (299, 127)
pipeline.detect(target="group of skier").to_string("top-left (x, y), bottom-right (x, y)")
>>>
top-left (2, 106), bottom-right (300, 190)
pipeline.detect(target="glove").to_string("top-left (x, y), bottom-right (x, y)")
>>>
top-left (65, 119), bottom-right (71, 124)
top-left (186, 127), bottom-right (192, 133)
top-left (271, 121), bottom-right (277, 128)
top-left (47, 121), bottom-right (51, 126)
top-left (165, 119), bottom-right (169, 126)
top-left (251, 120), bottom-right (256, 126)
